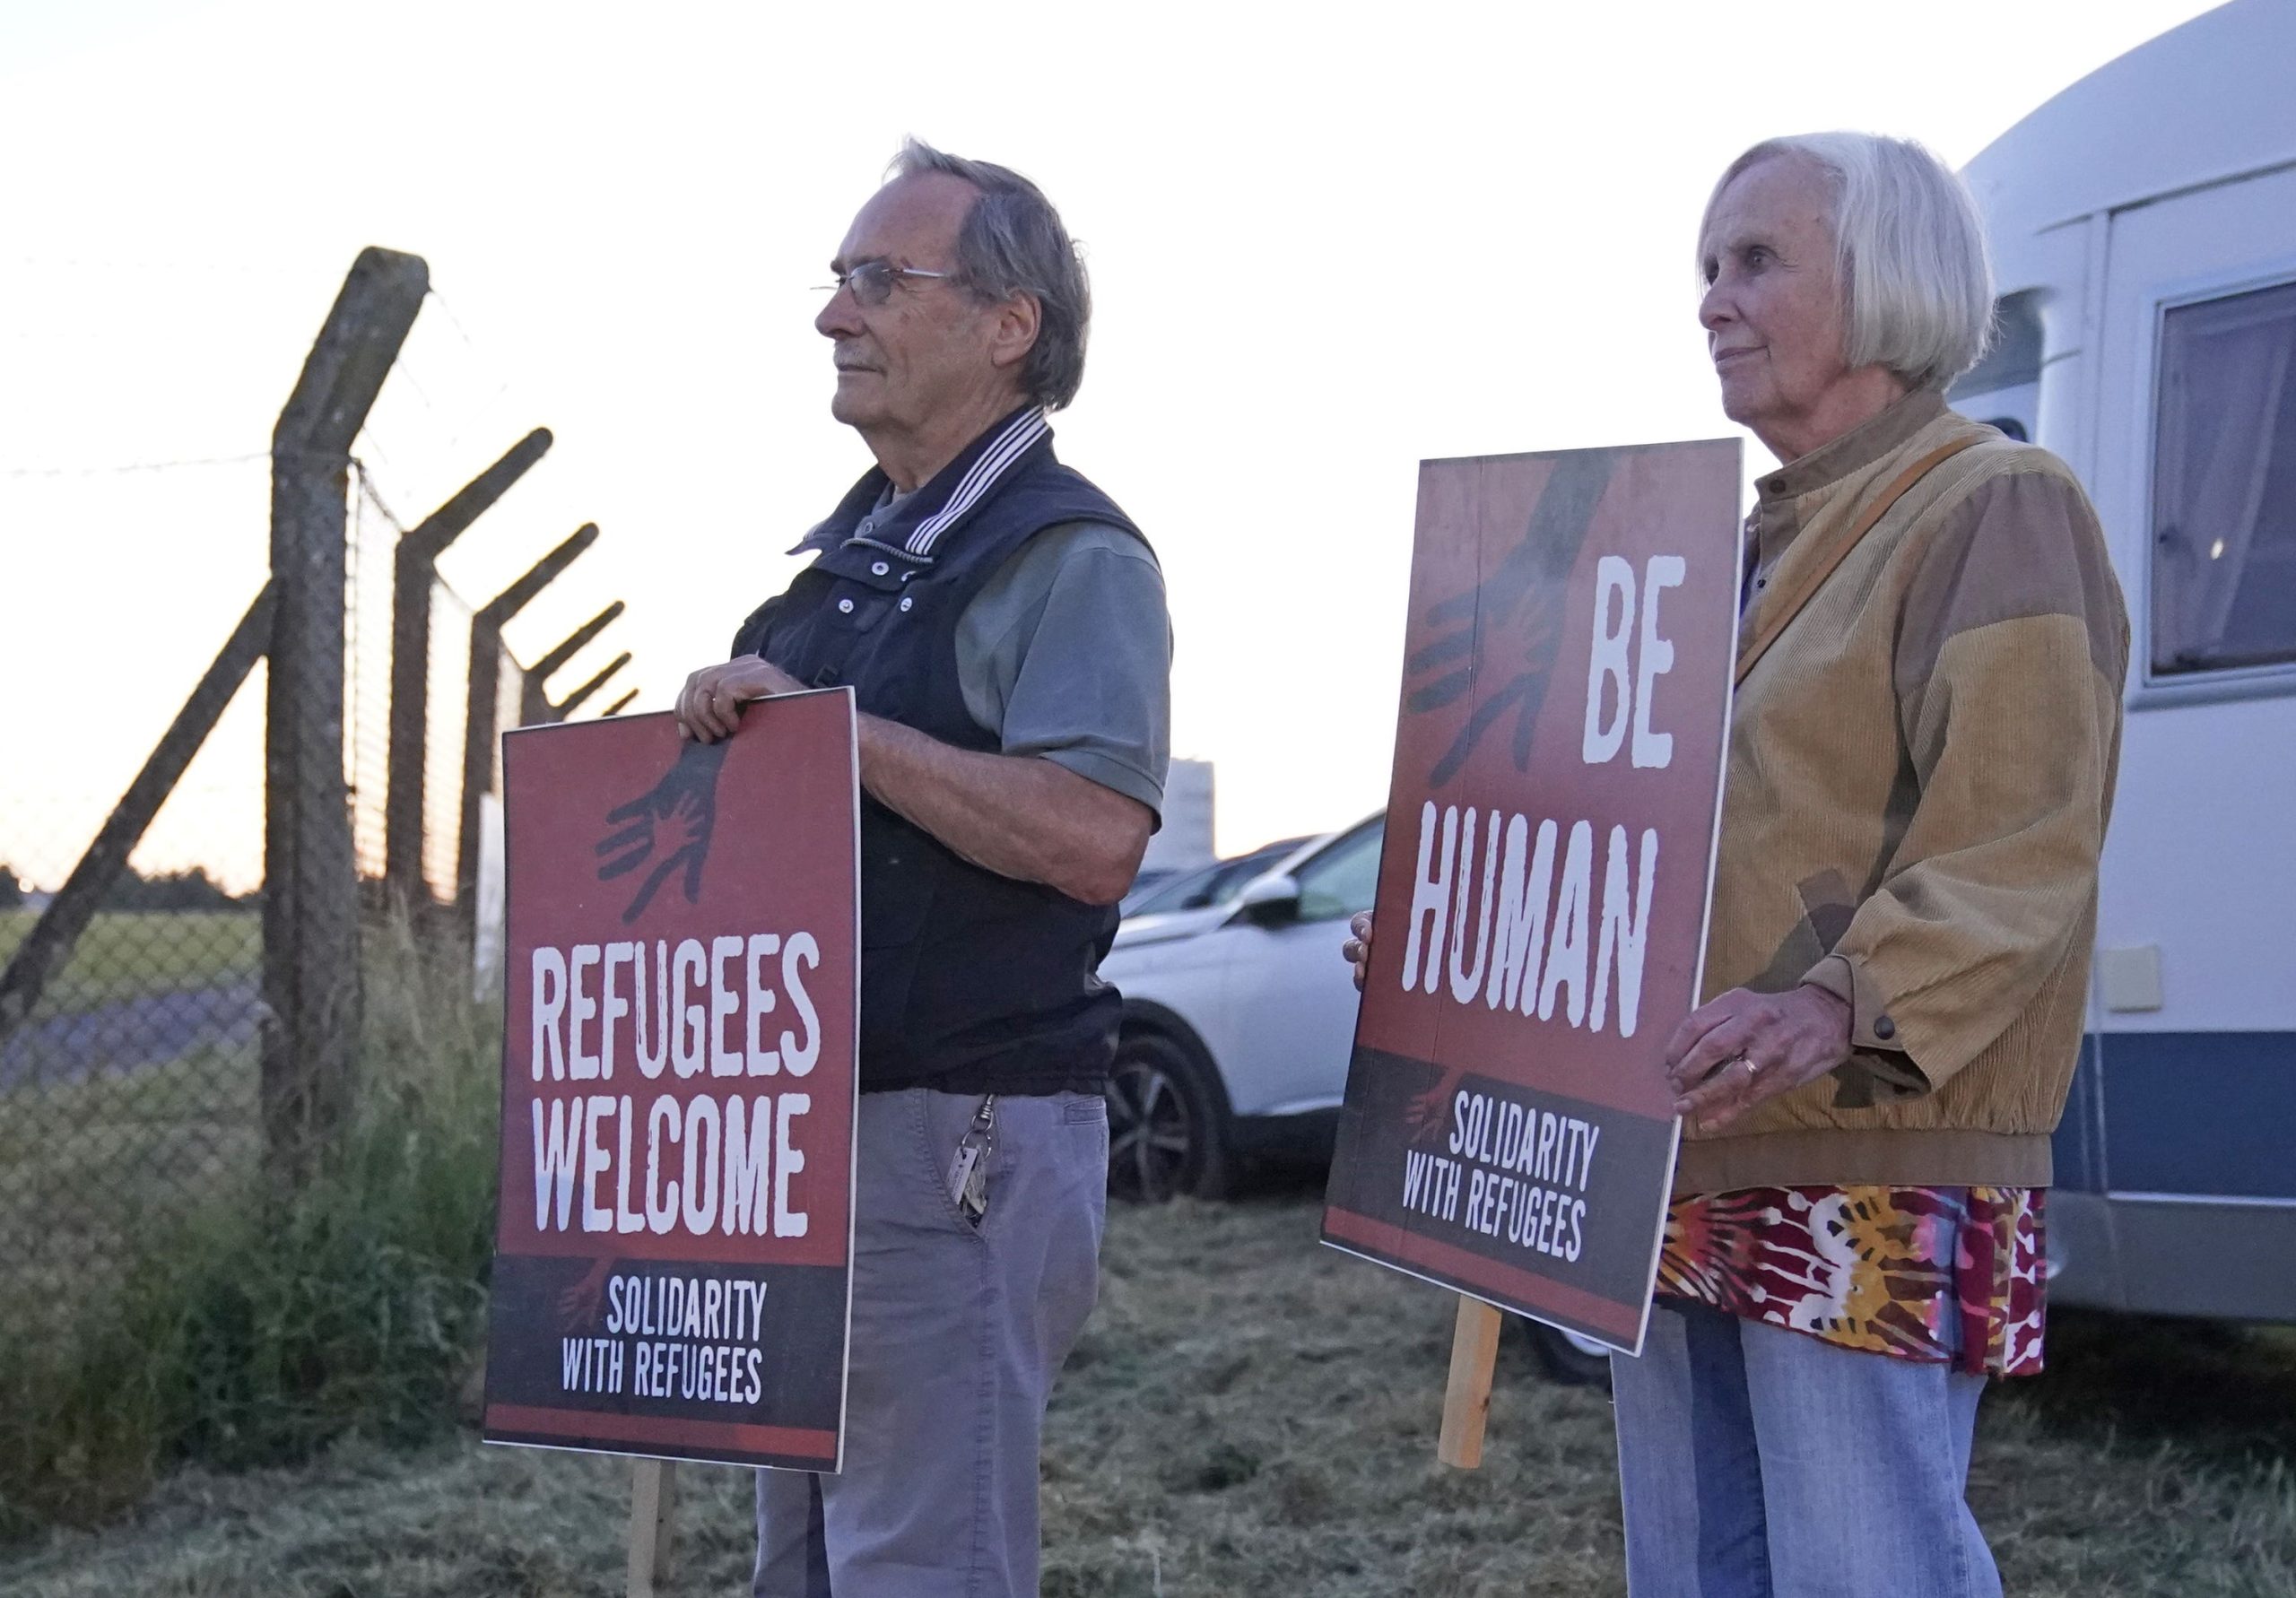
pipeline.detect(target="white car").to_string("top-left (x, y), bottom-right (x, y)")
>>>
top-left (1099, 811), bottom-right (1614, 1385)
top-left (1099, 815), bottom-right (1383, 1205)
top-left (1118, 835), bottom-right (1311, 920)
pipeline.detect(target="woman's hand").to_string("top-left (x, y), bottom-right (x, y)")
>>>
top-left (1345, 916), bottom-right (1851, 1127)
top-left (1342, 911), bottom-right (1373, 992)
top-left (676, 654), bottom-right (804, 743)
top-left (1665, 986), bottom-right (1852, 1132)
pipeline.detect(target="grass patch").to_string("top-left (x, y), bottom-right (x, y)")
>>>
top-left (0, 909), bottom-right (260, 1003)
top-left (3, 1181), bottom-right (2292, 1595)
top-left (0, 917), bottom-right (500, 1534)
top-left (0, 1045), bottom-right (265, 1328)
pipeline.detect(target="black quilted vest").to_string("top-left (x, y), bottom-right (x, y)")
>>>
top-left (731, 408), bottom-right (1145, 1096)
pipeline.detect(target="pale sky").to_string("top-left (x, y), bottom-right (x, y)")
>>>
top-left (0, 0), bottom-right (2220, 890)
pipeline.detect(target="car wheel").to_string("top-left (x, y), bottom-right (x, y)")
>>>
top-left (1515, 1316), bottom-right (1614, 1389)
top-left (1105, 1032), bottom-right (1229, 1203)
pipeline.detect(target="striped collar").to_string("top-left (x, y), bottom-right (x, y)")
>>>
top-left (790, 406), bottom-right (1051, 563)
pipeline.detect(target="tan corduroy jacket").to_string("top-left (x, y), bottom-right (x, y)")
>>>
top-left (1676, 388), bottom-right (2130, 1194)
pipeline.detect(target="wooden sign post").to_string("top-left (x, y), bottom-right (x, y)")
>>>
top-left (627, 1459), bottom-right (678, 1598)
top-left (1436, 1298), bottom-right (1504, 1469)
top-left (1320, 440), bottom-right (1744, 1466)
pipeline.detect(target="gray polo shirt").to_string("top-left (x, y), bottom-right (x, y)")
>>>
top-left (952, 520), bottom-right (1172, 820)
top-left (857, 483), bottom-right (1171, 819)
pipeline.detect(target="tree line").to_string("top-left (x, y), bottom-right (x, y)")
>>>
top-left (0, 862), bottom-right (249, 913)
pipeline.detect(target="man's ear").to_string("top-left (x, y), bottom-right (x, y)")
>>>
top-left (987, 291), bottom-right (1041, 378)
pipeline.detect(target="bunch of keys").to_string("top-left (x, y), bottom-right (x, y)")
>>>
top-left (945, 1095), bottom-right (997, 1226)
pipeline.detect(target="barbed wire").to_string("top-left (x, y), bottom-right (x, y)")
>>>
top-left (1, 254), bottom-right (321, 276)
top-left (420, 286), bottom-right (515, 453)
top-left (0, 450), bottom-right (272, 480)
top-left (0, 447), bottom-right (407, 479)
top-left (351, 459), bottom-right (411, 538)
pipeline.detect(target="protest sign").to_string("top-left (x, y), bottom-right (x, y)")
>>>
top-left (483, 690), bottom-right (859, 1472)
top-left (1322, 440), bottom-right (1740, 1359)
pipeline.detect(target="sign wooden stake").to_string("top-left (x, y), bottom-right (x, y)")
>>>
top-left (627, 1460), bottom-right (678, 1598)
top-left (1437, 1296), bottom-right (1503, 1469)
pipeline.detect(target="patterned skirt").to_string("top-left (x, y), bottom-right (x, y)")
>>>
top-left (1657, 1185), bottom-right (2048, 1377)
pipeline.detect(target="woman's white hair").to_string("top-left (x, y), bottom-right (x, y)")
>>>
top-left (1703, 132), bottom-right (1995, 391)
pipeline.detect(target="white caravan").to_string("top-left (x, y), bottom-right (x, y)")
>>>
top-left (1954, 0), bottom-right (2296, 1322)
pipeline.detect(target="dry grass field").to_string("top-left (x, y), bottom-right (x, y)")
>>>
top-left (5, 1177), bottom-right (2294, 1598)
top-left (0, 910), bottom-right (258, 1003)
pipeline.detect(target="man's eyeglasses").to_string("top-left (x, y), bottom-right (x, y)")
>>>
top-left (815, 261), bottom-right (953, 307)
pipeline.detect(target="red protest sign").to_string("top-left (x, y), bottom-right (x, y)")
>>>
top-left (1322, 441), bottom-right (1740, 1355)
top-left (483, 690), bottom-right (858, 1470)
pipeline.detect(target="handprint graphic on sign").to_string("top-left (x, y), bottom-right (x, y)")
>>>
top-left (596, 737), bottom-right (731, 924)
top-left (557, 1257), bottom-right (613, 1332)
top-left (1405, 452), bottom-right (1613, 787)
top-left (1398, 452), bottom-right (1613, 1141)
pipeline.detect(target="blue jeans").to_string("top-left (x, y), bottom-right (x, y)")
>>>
top-left (1610, 1300), bottom-right (2000, 1598)
top-left (753, 1089), bottom-right (1109, 1597)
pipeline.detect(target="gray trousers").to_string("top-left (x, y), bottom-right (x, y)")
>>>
top-left (754, 1088), bottom-right (1108, 1598)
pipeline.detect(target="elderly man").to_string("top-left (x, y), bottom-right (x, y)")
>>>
top-left (675, 141), bottom-right (1170, 1598)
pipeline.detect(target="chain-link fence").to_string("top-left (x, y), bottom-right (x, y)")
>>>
top-left (0, 249), bottom-right (622, 1347)
top-left (0, 777), bottom-right (265, 1334)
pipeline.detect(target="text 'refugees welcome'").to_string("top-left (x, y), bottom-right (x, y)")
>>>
top-left (526, 931), bottom-right (825, 1242)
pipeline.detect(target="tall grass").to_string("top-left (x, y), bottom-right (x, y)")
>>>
top-left (0, 916), bottom-right (502, 1534)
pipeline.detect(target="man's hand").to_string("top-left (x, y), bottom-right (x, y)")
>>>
top-left (1665, 986), bottom-right (1852, 1133)
top-left (1343, 911), bottom-right (1373, 992)
top-left (677, 654), bottom-right (805, 743)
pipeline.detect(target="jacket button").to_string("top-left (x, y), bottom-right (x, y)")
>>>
top-left (871, 560), bottom-right (890, 576)
top-left (899, 596), bottom-right (913, 612)
top-left (1873, 1014), bottom-right (1897, 1041)
top-left (837, 597), bottom-right (855, 614)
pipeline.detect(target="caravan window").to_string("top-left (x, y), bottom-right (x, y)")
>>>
top-left (2151, 279), bottom-right (2296, 676)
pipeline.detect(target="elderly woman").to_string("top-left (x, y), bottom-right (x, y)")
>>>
top-left (1349, 132), bottom-right (2126, 1595)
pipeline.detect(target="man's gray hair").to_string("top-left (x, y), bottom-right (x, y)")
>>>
top-left (889, 138), bottom-right (1091, 411)
top-left (1703, 132), bottom-right (1995, 391)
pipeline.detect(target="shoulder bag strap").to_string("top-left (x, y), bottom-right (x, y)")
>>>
top-left (1735, 433), bottom-right (1985, 687)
